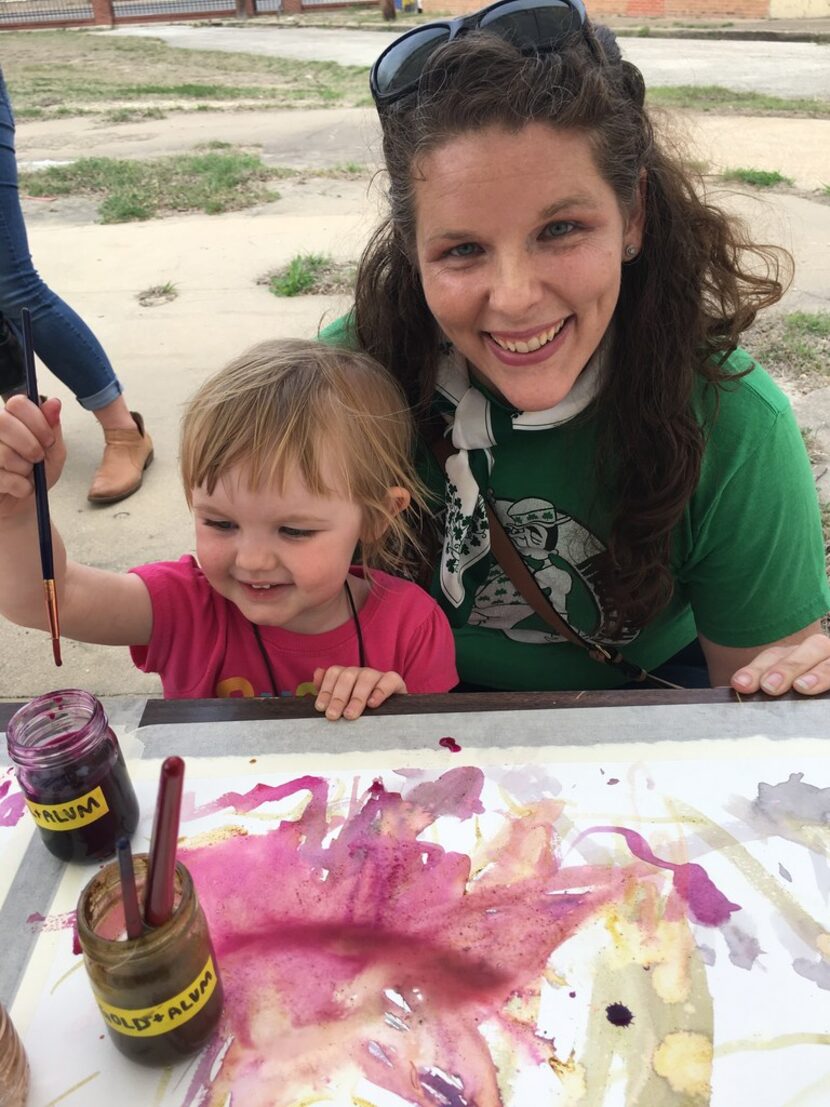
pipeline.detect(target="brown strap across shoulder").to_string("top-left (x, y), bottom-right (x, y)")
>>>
top-left (430, 435), bottom-right (682, 689)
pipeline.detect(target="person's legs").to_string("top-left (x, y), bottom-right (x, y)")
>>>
top-left (0, 72), bottom-right (153, 503)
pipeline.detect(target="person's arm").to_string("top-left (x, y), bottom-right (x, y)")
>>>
top-left (700, 623), bottom-right (830, 695)
top-left (0, 395), bottom-right (153, 646)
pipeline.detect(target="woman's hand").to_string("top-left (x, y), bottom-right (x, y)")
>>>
top-left (313, 666), bottom-right (407, 721)
top-left (729, 633), bottom-right (830, 696)
top-left (0, 394), bottom-right (65, 519)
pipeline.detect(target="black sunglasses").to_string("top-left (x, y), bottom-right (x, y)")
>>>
top-left (370, 0), bottom-right (587, 107)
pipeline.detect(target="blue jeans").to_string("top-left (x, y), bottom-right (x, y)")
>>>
top-left (0, 71), bottom-right (122, 410)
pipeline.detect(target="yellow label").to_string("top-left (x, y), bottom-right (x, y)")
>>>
top-left (95, 956), bottom-right (218, 1038)
top-left (26, 785), bottom-right (109, 831)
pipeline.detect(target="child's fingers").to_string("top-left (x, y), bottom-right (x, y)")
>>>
top-left (2, 394), bottom-right (60, 456)
top-left (0, 468), bottom-right (34, 500)
top-left (342, 671), bottom-right (407, 720)
top-left (365, 672), bottom-right (407, 710)
top-left (314, 665), bottom-right (350, 718)
top-left (0, 395), bottom-right (66, 496)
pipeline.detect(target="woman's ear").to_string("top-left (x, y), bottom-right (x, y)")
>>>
top-left (625, 169), bottom-right (647, 252)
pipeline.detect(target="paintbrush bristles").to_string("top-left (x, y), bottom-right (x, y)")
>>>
top-left (43, 579), bottom-right (61, 666)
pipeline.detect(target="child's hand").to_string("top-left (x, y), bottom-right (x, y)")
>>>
top-left (313, 666), bottom-right (407, 721)
top-left (0, 395), bottom-right (65, 519)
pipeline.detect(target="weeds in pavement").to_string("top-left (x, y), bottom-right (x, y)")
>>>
top-left (0, 32), bottom-right (370, 120)
top-left (647, 85), bottom-right (830, 117)
top-left (137, 282), bottom-right (178, 307)
top-left (720, 167), bottom-right (794, 188)
top-left (267, 255), bottom-right (355, 297)
top-left (104, 107), bottom-right (168, 124)
top-left (743, 311), bottom-right (830, 390)
top-left (19, 150), bottom-right (280, 222)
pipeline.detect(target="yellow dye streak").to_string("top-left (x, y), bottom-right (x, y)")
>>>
top-left (43, 1071), bottom-right (99, 1106)
top-left (716, 1033), bottom-right (830, 1056)
top-left (548, 1051), bottom-right (588, 1101)
top-left (151, 1068), bottom-right (173, 1105)
top-left (668, 797), bottom-right (826, 951)
top-left (49, 959), bottom-right (84, 995)
top-left (183, 824), bottom-right (249, 850)
top-left (782, 1070), bottom-right (830, 1106)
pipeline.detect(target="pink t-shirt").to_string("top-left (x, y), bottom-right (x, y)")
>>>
top-left (129, 556), bottom-right (458, 700)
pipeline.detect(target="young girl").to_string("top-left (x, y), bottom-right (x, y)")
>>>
top-left (0, 340), bottom-right (458, 717)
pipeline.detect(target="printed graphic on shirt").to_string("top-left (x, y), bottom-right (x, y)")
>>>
top-left (214, 677), bottom-right (318, 699)
top-left (468, 496), bottom-right (639, 645)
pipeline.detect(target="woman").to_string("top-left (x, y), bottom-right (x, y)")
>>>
top-left (0, 68), bottom-right (153, 504)
top-left (321, 0), bottom-right (830, 695)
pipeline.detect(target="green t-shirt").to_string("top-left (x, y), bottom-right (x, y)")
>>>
top-left (320, 316), bottom-right (830, 690)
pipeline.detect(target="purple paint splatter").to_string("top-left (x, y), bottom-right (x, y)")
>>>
top-left (574, 825), bottom-right (741, 926)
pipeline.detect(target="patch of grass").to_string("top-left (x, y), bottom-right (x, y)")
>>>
top-left (647, 85), bottom-right (830, 117)
top-left (801, 427), bottom-right (821, 464)
top-left (137, 281), bottom-right (178, 307)
top-left (18, 149), bottom-right (281, 223)
top-left (785, 312), bottom-right (830, 339)
top-left (0, 31), bottom-right (370, 120)
top-left (267, 255), bottom-right (355, 297)
top-left (743, 311), bottom-right (830, 390)
top-left (720, 167), bottom-right (794, 188)
top-left (269, 254), bottom-right (332, 297)
top-left (328, 162), bottom-right (366, 176)
top-left (103, 106), bottom-right (167, 124)
top-left (636, 25), bottom-right (651, 37)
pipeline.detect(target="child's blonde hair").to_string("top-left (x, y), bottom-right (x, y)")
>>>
top-left (180, 339), bottom-right (426, 573)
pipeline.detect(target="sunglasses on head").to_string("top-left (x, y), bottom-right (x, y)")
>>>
top-left (370, 0), bottom-right (587, 107)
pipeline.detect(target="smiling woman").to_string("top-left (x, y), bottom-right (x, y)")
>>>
top-left (319, 0), bottom-right (830, 696)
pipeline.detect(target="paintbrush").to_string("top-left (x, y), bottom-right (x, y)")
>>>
top-left (116, 836), bottom-right (144, 941)
top-left (20, 308), bottom-right (61, 667)
top-left (144, 756), bottom-right (185, 928)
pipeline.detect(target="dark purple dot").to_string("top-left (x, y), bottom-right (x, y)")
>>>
top-left (607, 778), bottom-right (620, 786)
top-left (606, 1003), bottom-right (634, 1027)
top-left (569, 991), bottom-right (576, 998)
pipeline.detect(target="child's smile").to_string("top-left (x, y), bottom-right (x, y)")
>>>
top-left (191, 462), bottom-right (367, 634)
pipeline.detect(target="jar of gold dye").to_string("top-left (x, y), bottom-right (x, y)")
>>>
top-left (0, 1004), bottom-right (30, 1107)
top-left (76, 854), bottom-right (223, 1066)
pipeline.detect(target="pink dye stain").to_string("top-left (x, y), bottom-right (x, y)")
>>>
top-left (439, 737), bottom-right (462, 753)
top-left (0, 776), bottom-right (26, 827)
top-left (576, 826), bottom-right (741, 926)
top-left (174, 771), bottom-right (723, 1106)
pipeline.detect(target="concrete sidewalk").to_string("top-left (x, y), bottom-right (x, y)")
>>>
top-left (1, 105), bottom-right (829, 701)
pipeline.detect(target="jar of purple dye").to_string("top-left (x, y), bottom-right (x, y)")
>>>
top-left (6, 689), bottom-right (139, 863)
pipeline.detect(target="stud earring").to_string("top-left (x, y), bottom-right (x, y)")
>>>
top-left (624, 244), bottom-right (638, 259)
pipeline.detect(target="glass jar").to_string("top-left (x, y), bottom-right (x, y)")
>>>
top-left (6, 689), bottom-right (139, 863)
top-left (0, 1004), bottom-right (30, 1107)
top-left (76, 854), bottom-right (224, 1066)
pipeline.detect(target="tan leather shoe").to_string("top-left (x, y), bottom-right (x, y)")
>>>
top-left (87, 412), bottom-right (154, 504)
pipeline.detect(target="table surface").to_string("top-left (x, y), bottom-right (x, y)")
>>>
top-left (2, 688), bottom-right (828, 1013)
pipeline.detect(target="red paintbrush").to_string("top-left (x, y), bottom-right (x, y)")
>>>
top-left (144, 756), bottom-right (185, 928)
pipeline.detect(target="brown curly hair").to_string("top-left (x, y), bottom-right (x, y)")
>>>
top-left (353, 25), bottom-right (789, 633)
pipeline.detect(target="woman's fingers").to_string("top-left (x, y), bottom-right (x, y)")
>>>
top-left (731, 634), bottom-right (830, 696)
